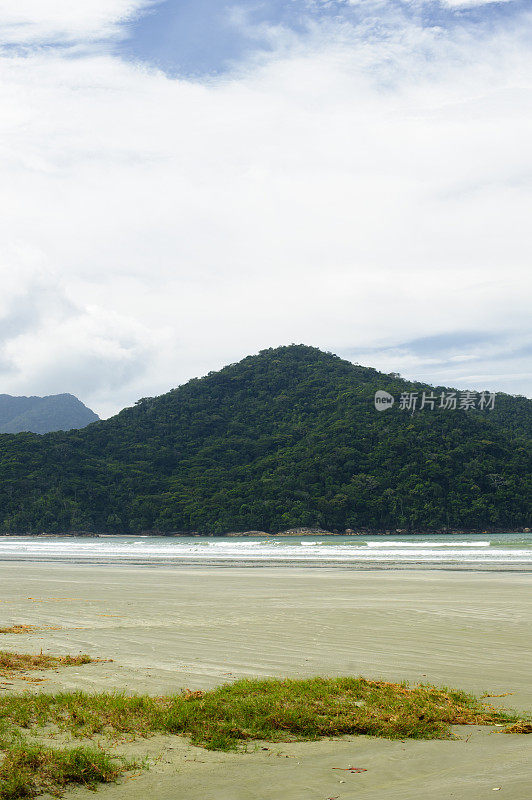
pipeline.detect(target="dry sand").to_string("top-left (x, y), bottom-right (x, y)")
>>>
top-left (0, 564), bottom-right (530, 799)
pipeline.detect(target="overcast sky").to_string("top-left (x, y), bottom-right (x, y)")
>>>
top-left (0, 0), bottom-right (531, 417)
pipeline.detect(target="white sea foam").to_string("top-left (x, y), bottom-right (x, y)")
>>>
top-left (364, 541), bottom-right (490, 548)
top-left (0, 534), bottom-right (530, 566)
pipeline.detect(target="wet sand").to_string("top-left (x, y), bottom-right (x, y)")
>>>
top-left (0, 564), bottom-right (530, 798)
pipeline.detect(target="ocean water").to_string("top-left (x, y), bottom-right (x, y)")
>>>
top-left (0, 533), bottom-right (530, 569)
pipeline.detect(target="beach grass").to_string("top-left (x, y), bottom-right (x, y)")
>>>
top-left (0, 677), bottom-right (521, 750)
top-left (0, 651), bottom-right (97, 679)
top-left (0, 738), bottom-right (130, 799)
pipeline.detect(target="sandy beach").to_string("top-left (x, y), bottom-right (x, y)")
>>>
top-left (1, 564), bottom-right (530, 798)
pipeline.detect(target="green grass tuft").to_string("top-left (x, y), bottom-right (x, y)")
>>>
top-left (0, 741), bottom-right (126, 799)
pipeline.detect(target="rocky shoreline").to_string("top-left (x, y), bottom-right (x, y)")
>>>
top-left (0, 526), bottom-right (529, 537)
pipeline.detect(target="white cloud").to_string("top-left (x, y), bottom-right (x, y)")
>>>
top-left (440, 1), bottom-right (515, 7)
top-left (344, 329), bottom-right (532, 397)
top-left (344, 0), bottom-right (515, 6)
top-left (0, 3), bottom-right (531, 415)
top-left (0, 0), bottom-right (154, 44)
top-left (3, 304), bottom-right (160, 415)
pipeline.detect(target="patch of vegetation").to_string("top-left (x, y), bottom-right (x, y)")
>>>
top-left (0, 652), bottom-right (98, 679)
top-left (0, 677), bottom-right (522, 750)
top-left (0, 740), bottom-right (127, 799)
top-left (0, 345), bottom-right (530, 534)
top-left (0, 676), bottom-right (526, 798)
top-left (503, 721), bottom-right (532, 734)
top-left (0, 627), bottom-right (36, 635)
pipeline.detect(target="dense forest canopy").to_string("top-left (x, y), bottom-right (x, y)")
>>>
top-left (0, 345), bottom-right (530, 534)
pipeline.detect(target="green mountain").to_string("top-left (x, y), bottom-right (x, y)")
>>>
top-left (0, 393), bottom-right (99, 434)
top-left (0, 345), bottom-right (529, 534)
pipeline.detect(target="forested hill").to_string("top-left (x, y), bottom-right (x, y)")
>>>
top-left (0, 393), bottom-right (99, 434)
top-left (0, 345), bottom-right (530, 534)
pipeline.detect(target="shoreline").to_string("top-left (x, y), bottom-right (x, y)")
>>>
top-left (2, 531), bottom-right (530, 571)
top-left (0, 528), bottom-right (529, 537)
top-left (0, 557), bottom-right (531, 572)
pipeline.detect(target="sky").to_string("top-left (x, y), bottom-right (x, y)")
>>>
top-left (0, 0), bottom-right (531, 417)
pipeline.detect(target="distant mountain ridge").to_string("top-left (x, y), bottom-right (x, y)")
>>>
top-left (0, 345), bottom-right (529, 533)
top-left (0, 393), bottom-right (99, 434)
